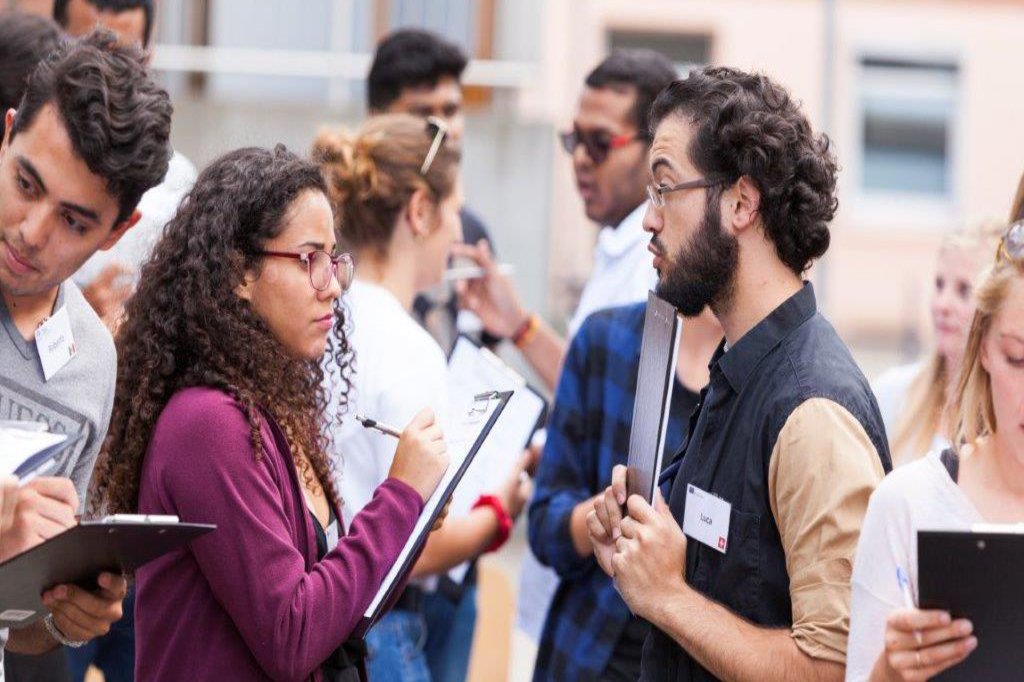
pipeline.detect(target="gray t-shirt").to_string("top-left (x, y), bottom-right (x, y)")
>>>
top-left (0, 281), bottom-right (116, 669)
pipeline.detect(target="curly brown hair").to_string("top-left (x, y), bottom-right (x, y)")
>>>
top-left (90, 145), bottom-right (352, 516)
top-left (649, 66), bottom-right (838, 275)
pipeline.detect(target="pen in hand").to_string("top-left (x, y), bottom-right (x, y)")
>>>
top-left (355, 414), bottom-right (402, 439)
top-left (896, 566), bottom-right (924, 645)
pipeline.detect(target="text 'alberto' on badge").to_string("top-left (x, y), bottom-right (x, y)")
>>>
top-left (34, 306), bottom-right (77, 382)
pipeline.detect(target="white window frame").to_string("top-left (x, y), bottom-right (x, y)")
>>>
top-left (848, 46), bottom-right (964, 231)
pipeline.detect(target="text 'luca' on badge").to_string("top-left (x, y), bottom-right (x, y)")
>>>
top-left (682, 483), bottom-right (732, 554)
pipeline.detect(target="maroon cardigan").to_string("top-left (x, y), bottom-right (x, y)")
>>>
top-left (134, 387), bottom-right (423, 681)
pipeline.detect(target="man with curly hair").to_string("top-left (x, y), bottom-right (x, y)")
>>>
top-left (589, 66), bottom-right (892, 681)
top-left (0, 28), bottom-right (171, 678)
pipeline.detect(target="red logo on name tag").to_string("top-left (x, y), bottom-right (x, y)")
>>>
top-left (718, 536), bottom-right (726, 550)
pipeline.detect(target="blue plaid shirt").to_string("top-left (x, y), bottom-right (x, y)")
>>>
top-left (528, 302), bottom-right (699, 681)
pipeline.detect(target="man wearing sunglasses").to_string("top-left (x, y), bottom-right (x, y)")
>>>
top-left (454, 49), bottom-right (677, 391)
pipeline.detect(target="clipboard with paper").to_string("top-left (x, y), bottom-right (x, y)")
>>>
top-left (0, 423), bottom-right (86, 482)
top-left (354, 389), bottom-right (512, 639)
top-left (443, 335), bottom-right (547, 583)
top-left (0, 516), bottom-right (215, 627)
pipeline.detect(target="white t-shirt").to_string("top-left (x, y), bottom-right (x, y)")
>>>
top-left (871, 362), bottom-right (950, 466)
top-left (846, 449), bottom-right (983, 681)
top-left (328, 279), bottom-right (449, 527)
top-left (74, 151), bottom-right (197, 286)
top-left (566, 202), bottom-right (656, 337)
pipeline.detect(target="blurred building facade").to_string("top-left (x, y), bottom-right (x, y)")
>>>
top-left (11, 0), bottom-right (1024, 372)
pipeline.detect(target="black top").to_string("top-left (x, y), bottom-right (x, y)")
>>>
top-left (312, 507), bottom-right (366, 682)
top-left (643, 283), bottom-right (892, 681)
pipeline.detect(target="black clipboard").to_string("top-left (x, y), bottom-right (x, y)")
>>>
top-left (918, 529), bottom-right (1024, 681)
top-left (626, 292), bottom-right (682, 502)
top-left (0, 519), bottom-right (215, 627)
top-left (353, 390), bottom-right (512, 639)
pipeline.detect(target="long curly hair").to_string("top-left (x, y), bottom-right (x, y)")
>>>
top-left (649, 66), bottom-right (838, 275)
top-left (90, 145), bottom-right (352, 516)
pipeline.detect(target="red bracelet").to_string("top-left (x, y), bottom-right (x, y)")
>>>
top-left (473, 494), bottom-right (512, 553)
top-left (510, 313), bottom-right (538, 348)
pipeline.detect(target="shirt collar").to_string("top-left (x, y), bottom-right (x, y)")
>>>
top-left (715, 281), bottom-right (818, 393)
top-left (596, 203), bottom-right (648, 258)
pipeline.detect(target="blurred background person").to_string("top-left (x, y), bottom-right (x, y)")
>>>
top-left (315, 115), bottom-right (530, 682)
top-left (367, 27), bottom-right (499, 351)
top-left (872, 222), bottom-right (1003, 466)
top-left (527, 302), bottom-right (719, 681)
top-left (56, 0), bottom-right (197, 335)
top-left (0, 10), bottom-right (61, 137)
top-left (847, 210), bottom-right (1024, 682)
top-left (455, 49), bottom-right (677, 391)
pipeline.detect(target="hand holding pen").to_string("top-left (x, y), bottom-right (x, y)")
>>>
top-left (358, 408), bottom-right (448, 505)
top-left (871, 566), bottom-right (977, 681)
top-left (357, 409), bottom-right (450, 530)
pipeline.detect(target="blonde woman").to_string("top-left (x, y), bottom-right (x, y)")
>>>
top-left (314, 115), bottom-right (531, 682)
top-left (846, 213), bottom-right (1024, 681)
top-left (873, 223), bottom-right (1002, 466)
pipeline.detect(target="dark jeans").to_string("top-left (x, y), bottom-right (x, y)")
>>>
top-left (422, 584), bottom-right (477, 682)
top-left (65, 589), bottom-right (136, 682)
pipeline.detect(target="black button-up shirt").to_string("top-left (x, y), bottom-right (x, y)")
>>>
top-left (642, 283), bottom-right (892, 681)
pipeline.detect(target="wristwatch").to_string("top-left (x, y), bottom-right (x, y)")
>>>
top-left (43, 613), bottom-right (87, 648)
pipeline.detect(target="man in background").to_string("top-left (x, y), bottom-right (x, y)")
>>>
top-left (367, 27), bottom-right (499, 354)
top-left (54, 0), bottom-right (197, 335)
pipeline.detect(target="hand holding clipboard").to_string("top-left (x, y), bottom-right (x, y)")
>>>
top-left (353, 390), bottom-right (512, 638)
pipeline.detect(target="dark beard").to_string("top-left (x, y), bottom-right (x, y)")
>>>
top-left (655, 193), bottom-right (738, 317)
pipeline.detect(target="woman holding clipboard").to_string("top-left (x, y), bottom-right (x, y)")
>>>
top-left (313, 115), bottom-right (531, 682)
top-left (89, 146), bottom-right (449, 681)
top-left (847, 184), bottom-right (1024, 682)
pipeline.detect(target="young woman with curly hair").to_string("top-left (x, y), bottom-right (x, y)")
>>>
top-left (89, 145), bottom-right (449, 682)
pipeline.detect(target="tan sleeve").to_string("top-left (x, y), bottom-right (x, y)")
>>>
top-left (768, 397), bottom-right (886, 664)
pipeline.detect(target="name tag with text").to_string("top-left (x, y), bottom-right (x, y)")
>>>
top-left (34, 306), bottom-right (77, 382)
top-left (682, 483), bottom-right (732, 554)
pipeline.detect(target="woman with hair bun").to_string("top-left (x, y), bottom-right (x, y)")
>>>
top-left (90, 145), bottom-right (450, 681)
top-left (315, 114), bottom-right (531, 682)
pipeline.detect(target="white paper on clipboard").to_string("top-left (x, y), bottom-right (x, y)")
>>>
top-left (362, 391), bottom-right (509, 623)
top-left (444, 336), bottom-right (546, 583)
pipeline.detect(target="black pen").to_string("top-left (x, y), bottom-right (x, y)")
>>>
top-left (355, 414), bottom-right (402, 439)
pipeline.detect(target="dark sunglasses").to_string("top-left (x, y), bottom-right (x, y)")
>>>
top-left (559, 128), bottom-right (641, 165)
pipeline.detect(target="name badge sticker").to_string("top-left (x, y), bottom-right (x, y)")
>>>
top-left (34, 306), bottom-right (77, 382)
top-left (682, 483), bottom-right (732, 554)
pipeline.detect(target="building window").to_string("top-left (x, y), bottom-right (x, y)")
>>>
top-left (859, 57), bottom-right (958, 198)
top-left (607, 30), bottom-right (711, 75)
